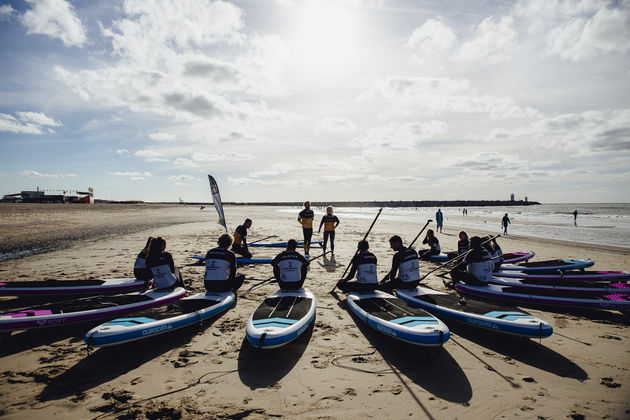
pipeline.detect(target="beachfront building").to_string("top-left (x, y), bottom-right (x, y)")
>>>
top-left (2, 187), bottom-right (94, 203)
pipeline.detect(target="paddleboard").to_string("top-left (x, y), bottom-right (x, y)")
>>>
top-left (0, 278), bottom-right (150, 297)
top-left (0, 287), bottom-right (186, 332)
top-left (499, 259), bottom-right (594, 272)
top-left (396, 287), bottom-right (552, 338)
top-left (487, 276), bottom-right (630, 296)
top-left (493, 270), bottom-right (630, 282)
top-left (246, 288), bottom-right (316, 349)
top-left (425, 251), bottom-right (535, 264)
top-left (346, 290), bottom-right (450, 346)
top-left (454, 282), bottom-right (630, 311)
top-left (85, 291), bottom-right (234, 347)
top-left (250, 241), bottom-right (324, 248)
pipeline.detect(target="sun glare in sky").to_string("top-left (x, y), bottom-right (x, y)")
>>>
top-left (291, 1), bottom-right (361, 77)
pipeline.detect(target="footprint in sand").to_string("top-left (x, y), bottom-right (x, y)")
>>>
top-left (600, 377), bottom-right (621, 388)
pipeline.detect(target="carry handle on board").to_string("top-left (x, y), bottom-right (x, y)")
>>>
top-left (331, 208), bottom-right (383, 293)
top-left (419, 234), bottom-right (501, 281)
top-left (239, 250), bottom-right (332, 297)
top-left (408, 219), bottom-right (433, 248)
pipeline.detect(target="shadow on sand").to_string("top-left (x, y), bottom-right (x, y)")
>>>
top-left (37, 317), bottom-right (223, 402)
top-left (340, 300), bottom-right (473, 408)
top-left (449, 324), bottom-right (588, 381)
top-left (237, 323), bottom-right (313, 390)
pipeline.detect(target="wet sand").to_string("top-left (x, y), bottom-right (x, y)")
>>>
top-left (0, 204), bottom-right (629, 419)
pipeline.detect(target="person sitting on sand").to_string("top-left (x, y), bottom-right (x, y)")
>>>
top-left (204, 233), bottom-right (245, 292)
top-left (336, 240), bottom-right (378, 293)
top-left (482, 236), bottom-right (503, 271)
top-left (271, 239), bottom-right (309, 290)
top-left (418, 229), bottom-right (441, 259)
top-left (446, 231), bottom-right (469, 261)
top-left (298, 201), bottom-right (315, 255)
top-left (232, 218), bottom-right (252, 259)
top-left (450, 236), bottom-right (494, 285)
top-left (134, 236), bottom-right (154, 284)
top-left (145, 237), bottom-right (184, 290)
top-left (318, 206), bottom-right (340, 254)
top-left (378, 235), bottom-right (421, 291)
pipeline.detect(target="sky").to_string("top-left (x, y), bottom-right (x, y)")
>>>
top-left (0, 0), bottom-right (629, 203)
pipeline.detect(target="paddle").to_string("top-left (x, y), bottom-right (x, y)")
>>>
top-left (248, 235), bottom-right (277, 245)
top-left (331, 208), bottom-right (383, 293)
top-left (419, 234), bottom-right (501, 281)
top-left (408, 219), bottom-right (433, 248)
top-left (239, 250), bottom-right (332, 297)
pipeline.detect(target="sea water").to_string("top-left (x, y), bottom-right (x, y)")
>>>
top-left (280, 203), bottom-right (630, 249)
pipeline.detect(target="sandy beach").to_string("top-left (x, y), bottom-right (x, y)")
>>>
top-left (0, 203), bottom-right (629, 419)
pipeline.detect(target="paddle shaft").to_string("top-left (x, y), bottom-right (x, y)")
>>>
top-left (408, 219), bottom-right (433, 248)
top-left (420, 234), bottom-right (501, 280)
top-left (240, 250), bottom-right (332, 296)
top-left (248, 235), bottom-right (277, 245)
top-left (332, 208), bottom-right (383, 292)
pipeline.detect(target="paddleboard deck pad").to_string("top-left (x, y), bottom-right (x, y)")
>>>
top-left (0, 278), bottom-right (149, 296)
top-left (426, 251), bottom-right (534, 264)
top-left (0, 287), bottom-right (186, 332)
top-left (454, 282), bottom-right (630, 311)
top-left (346, 290), bottom-right (450, 346)
top-left (246, 288), bottom-right (316, 349)
top-left (396, 287), bottom-right (552, 338)
top-left (488, 276), bottom-right (630, 295)
top-left (85, 291), bottom-right (235, 347)
top-left (499, 259), bottom-right (594, 272)
top-left (250, 241), bottom-right (323, 248)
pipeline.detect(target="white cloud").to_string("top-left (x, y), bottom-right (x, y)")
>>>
top-left (228, 176), bottom-right (315, 187)
top-left (454, 16), bottom-right (517, 65)
top-left (0, 4), bottom-right (16, 19)
top-left (351, 121), bottom-right (448, 152)
top-left (315, 117), bottom-right (357, 134)
top-left (21, 0), bottom-right (86, 47)
top-left (19, 169), bottom-right (59, 178)
top-left (116, 149), bottom-right (129, 155)
top-left (407, 19), bottom-right (456, 66)
top-left (249, 162), bottom-right (294, 178)
top-left (366, 76), bottom-right (540, 120)
top-left (168, 175), bottom-right (195, 182)
top-left (149, 132), bottom-right (177, 141)
top-left (0, 111), bottom-right (62, 134)
top-left (108, 171), bottom-right (153, 181)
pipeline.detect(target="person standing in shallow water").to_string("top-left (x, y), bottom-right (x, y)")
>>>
top-left (574, 210), bottom-right (578, 226)
top-left (318, 206), bottom-right (340, 254)
top-left (298, 201), bottom-right (314, 255)
top-left (502, 213), bottom-right (511, 235)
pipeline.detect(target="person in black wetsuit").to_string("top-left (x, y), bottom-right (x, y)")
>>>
top-left (204, 233), bottom-right (245, 292)
top-left (418, 229), bottom-right (441, 259)
top-left (298, 201), bottom-right (315, 255)
top-left (145, 237), bottom-right (184, 290)
top-left (134, 236), bottom-right (154, 283)
top-left (336, 240), bottom-right (378, 293)
top-left (446, 231), bottom-right (469, 261)
top-left (271, 239), bottom-right (310, 290)
top-left (378, 235), bottom-right (421, 291)
top-left (232, 219), bottom-right (252, 259)
top-left (502, 213), bottom-right (511, 234)
top-left (450, 236), bottom-right (494, 285)
top-left (318, 206), bottom-right (340, 253)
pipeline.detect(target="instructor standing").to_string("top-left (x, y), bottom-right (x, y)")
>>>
top-left (298, 201), bottom-right (314, 255)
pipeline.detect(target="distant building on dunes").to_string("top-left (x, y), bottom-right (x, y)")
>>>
top-left (2, 187), bottom-right (94, 204)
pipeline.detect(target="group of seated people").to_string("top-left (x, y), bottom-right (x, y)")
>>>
top-left (134, 230), bottom-right (505, 294)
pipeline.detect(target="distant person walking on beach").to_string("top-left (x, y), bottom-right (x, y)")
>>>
top-left (573, 210), bottom-right (578, 226)
top-left (502, 213), bottom-right (511, 235)
top-left (419, 229), bottom-right (441, 259)
top-left (232, 218), bottom-right (252, 259)
top-left (336, 240), bottom-right (378, 293)
top-left (146, 237), bottom-right (184, 290)
top-left (435, 209), bottom-right (444, 233)
top-left (272, 239), bottom-right (310, 290)
top-left (298, 201), bottom-right (315, 255)
top-left (204, 233), bottom-right (245, 292)
top-left (318, 206), bottom-right (340, 254)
